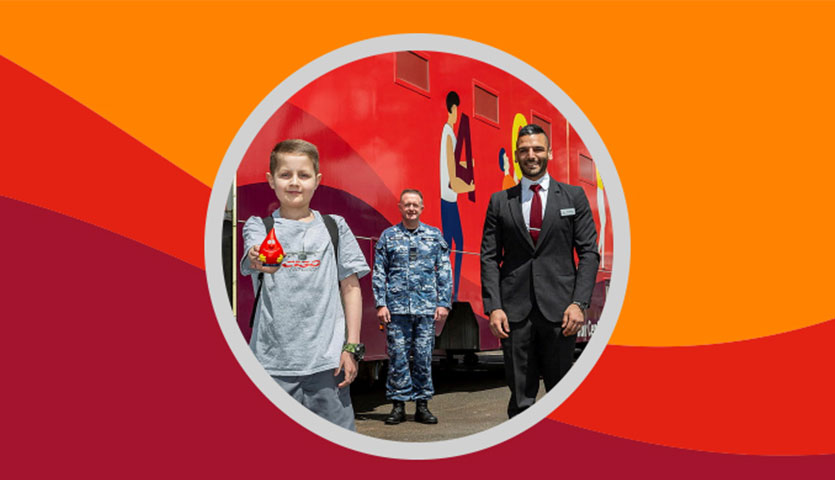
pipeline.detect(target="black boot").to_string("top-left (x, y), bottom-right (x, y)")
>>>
top-left (384, 401), bottom-right (406, 425)
top-left (414, 399), bottom-right (438, 424)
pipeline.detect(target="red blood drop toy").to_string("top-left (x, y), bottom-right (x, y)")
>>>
top-left (258, 228), bottom-right (285, 266)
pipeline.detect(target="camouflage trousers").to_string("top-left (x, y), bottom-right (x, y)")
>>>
top-left (386, 314), bottom-right (435, 401)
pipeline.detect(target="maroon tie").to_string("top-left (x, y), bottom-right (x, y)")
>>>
top-left (530, 184), bottom-right (542, 244)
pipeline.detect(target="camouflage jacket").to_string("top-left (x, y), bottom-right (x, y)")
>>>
top-left (372, 222), bottom-right (452, 315)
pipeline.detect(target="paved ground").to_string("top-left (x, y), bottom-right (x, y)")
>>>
top-left (352, 352), bottom-right (544, 442)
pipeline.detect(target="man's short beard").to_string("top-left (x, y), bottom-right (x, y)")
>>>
top-left (522, 158), bottom-right (548, 178)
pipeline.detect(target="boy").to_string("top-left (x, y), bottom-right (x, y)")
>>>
top-left (241, 139), bottom-right (369, 431)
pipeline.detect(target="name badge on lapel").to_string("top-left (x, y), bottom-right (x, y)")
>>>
top-left (560, 208), bottom-right (576, 217)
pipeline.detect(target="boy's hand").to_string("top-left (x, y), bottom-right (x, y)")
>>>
top-left (248, 245), bottom-right (279, 274)
top-left (335, 351), bottom-right (358, 388)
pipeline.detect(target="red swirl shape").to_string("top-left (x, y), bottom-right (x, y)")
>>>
top-left (555, 320), bottom-right (835, 455)
top-left (0, 55), bottom-right (208, 269)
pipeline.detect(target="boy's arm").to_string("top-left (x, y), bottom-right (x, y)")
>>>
top-left (331, 214), bottom-right (369, 328)
top-left (340, 274), bottom-right (362, 344)
top-left (336, 274), bottom-right (362, 388)
top-left (239, 217), bottom-right (264, 276)
top-left (240, 216), bottom-right (278, 276)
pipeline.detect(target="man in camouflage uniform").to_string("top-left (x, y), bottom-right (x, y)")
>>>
top-left (373, 189), bottom-right (452, 425)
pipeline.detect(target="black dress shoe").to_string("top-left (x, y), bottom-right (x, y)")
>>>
top-left (414, 399), bottom-right (438, 424)
top-left (384, 401), bottom-right (406, 425)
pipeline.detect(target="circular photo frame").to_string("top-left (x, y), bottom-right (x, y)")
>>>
top-left (205, 34), bottom-right (630, 460)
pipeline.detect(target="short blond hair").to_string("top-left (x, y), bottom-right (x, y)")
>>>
top-left (269, 139), bottom-right (320, 174)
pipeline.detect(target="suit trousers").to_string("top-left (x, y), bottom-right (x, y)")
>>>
top-left (502, 304), bottom-right (576, 418)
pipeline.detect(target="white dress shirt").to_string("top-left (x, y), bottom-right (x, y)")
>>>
top-left (520, 172), bottom-right (550, 233)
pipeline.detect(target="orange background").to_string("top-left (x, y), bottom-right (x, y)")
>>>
top-left (4, 1), bottom-right (835, 468)
top-left (3, 1), bottom-right (832, 347)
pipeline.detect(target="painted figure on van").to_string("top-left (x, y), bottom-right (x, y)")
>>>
top-left (439, 91), bottom-right (475, 302)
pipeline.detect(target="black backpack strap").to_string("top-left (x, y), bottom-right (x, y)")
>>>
top-left (322, 214), bottom-right (340, 269)
top-left (249, 216), bottom-right (275, 328)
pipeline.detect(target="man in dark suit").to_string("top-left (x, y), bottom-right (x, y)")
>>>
top-left (480, 124), bottom-right (600, 418)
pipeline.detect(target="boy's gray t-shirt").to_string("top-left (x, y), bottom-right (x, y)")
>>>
top-left (241, 210), bottom-right (370, 376)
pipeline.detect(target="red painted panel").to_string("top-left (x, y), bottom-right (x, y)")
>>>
top-left (237, 52), bottom-right (614, 356)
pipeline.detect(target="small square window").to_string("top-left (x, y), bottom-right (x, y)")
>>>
top-left (473, 81), bottom-right (499, 127)
top-left (531, 111), bottom-right (552, 144)
top-left (394, 51), bottom-right (430, 96)
top-left (579, 153), bottom-right (596, 185)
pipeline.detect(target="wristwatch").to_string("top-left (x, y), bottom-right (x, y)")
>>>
top-left (571, 301), bottom-right (589, 310)
top-left (342, 343), bottom-right (365, 361)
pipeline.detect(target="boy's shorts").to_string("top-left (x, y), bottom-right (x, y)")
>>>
top-left (272, 370), bottom-right (356, 431)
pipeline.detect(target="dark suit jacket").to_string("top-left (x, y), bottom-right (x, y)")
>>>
top-left (480, 178), bottom-right (600, 323)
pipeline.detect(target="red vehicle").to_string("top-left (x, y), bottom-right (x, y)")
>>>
top-left (233, 51), bottom-right (613, 370)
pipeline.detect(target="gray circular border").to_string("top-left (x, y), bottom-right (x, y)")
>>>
top-left (205, 33), bottom-right (630, 460)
